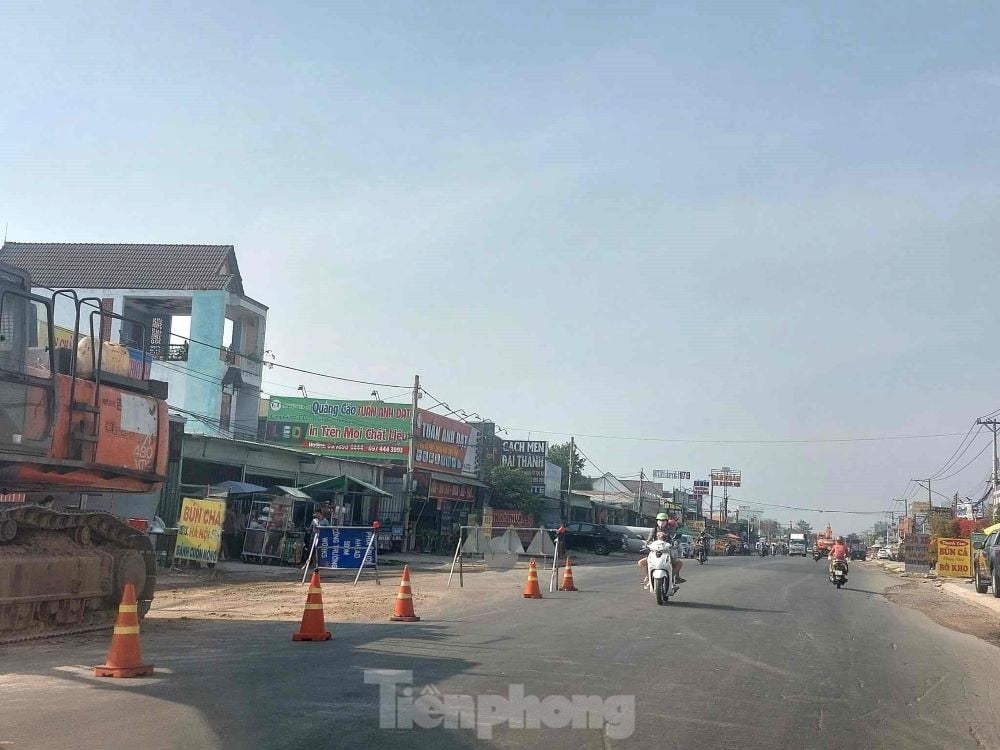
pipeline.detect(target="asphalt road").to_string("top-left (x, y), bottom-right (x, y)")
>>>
top-left (4, 555), bottom-right (1000, 750)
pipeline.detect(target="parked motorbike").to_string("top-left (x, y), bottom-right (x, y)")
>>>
top-left (642, 539), bottom-right (677, 605)
top-left (829, 559), bottom-right (849, 588)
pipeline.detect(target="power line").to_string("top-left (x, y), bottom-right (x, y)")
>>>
top-left (504, 427), bottom-right (969, 445)
top-left (931, 441), bottom-right (992, 482)
top-left (926, 422), bottom-right (983, 480)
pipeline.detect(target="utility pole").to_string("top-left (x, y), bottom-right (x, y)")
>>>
top-left (405, 374), bottom-right (420, 552)
top-left (709, 481), bottom-right (714, 526)
top-left (723, 484), bottom-right (729, 525)
top-left (977, 418), bottom-right (1000, 520)
top-left (566, 437), bottom-right (575, 517)
top-left (637, 468), bottom-right (644, 519)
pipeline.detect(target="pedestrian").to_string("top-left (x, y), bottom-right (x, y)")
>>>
top-left (221, 504), bottom-right (237, 561)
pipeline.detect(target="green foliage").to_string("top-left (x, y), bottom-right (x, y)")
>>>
top-left (487, 465), bottom-right (543, 519)
top-left (547, 442), bottom-right (593, 491)
top-left (794, 520), bottom-right (813, 534)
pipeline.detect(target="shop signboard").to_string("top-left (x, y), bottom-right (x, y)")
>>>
top-left (174, 497), bottom-right (225, 563)
top-left (264, 397), bottom-right (411, 461)
top-left (429, 478), bottom-right (476, 502)
top-left (692, 480), bottom-right (709, 496)
top-left (936, 538), bottom-right (972, 578)
top-left (688, 520), bottom-right (706, 533)
top-left (903, 533), bottom-right (931, 573)
top-left (315, 526), bottom-right (377, 569)
top-left (490, 508), bottom-right (534, 528)
top-left (501, 440), bottom-right (547, 494)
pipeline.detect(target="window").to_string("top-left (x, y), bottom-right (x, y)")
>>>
top-left (566, 524), bottom-right (581, 533)
top-left (579, 524), bottom-right (595, 533)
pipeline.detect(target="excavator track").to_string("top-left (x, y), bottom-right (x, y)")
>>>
top-left (0, 506), bottom-right (156, 643)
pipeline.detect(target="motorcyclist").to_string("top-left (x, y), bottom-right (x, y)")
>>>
top-left (638, 512), bottom-right (686, 587)
top-left (696, 531), bottom-right (710, 558)
top-left (828, 536), bottom-right (850, 575)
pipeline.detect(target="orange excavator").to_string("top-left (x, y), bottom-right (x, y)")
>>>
top-left (0, 262), bottom-right (169, 641)
top-left (815, 523), bottom-right (835, 558)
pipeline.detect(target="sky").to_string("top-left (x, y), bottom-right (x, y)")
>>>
top-left (3, 1), bottom-right (1000, 533)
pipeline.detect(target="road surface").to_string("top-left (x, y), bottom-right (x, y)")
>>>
top-left (3, 556), bottom-right (1000, 749)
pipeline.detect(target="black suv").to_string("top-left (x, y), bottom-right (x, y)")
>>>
top-left (560, 522), bottom-right (624, 556)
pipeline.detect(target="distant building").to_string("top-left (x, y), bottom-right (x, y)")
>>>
top-left (0, 242), bottom-right (267, 439)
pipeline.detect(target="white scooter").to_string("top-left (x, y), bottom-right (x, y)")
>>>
top-left (643, 539), bottom-right (677, 605)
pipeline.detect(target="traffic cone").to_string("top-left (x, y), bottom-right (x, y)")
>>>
top-left (94, 583), bottom-right (153, 678)
top-left (523, 558), bottom-right (543, 599)
top-left (292, 571), bottom-right (332, 641)
top-left (390, 565), bottom-right (421, 622)
top-left (560, 557), bottom-right (578, 592)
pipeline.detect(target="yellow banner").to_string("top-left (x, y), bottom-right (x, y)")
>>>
top-left (688, 520), bottom-right (706, 533)
top-left (936, 538), bottom-right (972, 578)
top-left (174, 498), bottom-right (225, 563)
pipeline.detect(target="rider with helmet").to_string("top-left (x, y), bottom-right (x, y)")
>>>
top-left (638, 512), bottom-right (686, 587)
top-left (828, 536), bottom-right (850, 575)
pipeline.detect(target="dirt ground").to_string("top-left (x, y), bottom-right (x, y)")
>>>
top-left (884, 577), bottom-right (1000, 648)
top-left (149, 565), bottom-right (475, 623)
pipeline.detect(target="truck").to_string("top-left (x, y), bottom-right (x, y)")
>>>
top-left (0, 263), bottom-right (170, 641)
top-left (788, 533), bottom-right (807, 556)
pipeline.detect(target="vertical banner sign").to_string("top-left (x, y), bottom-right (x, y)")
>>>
top-left (316, 527), bottom-right (378, 569)
top-left (936, 538), bottom-right (972, 578)
top-left (175, 498), bottom-right (226, 563)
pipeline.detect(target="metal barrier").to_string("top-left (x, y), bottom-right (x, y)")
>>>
top-left (447, 525), bottom-right (562, 590)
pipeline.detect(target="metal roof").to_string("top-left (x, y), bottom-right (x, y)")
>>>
top-left (0, 242), bottom-right (244, 294)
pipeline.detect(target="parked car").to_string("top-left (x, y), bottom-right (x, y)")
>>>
top-left (560, 522), bottom-right (624, 556)
top-left (606, 526), bottom-right (651, 554)
top-left (876, 547), bottom-right (891, 560)
top-left (973, 531), bottom-right (1000, 596)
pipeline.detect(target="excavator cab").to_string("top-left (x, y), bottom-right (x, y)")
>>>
top-left (0, 264), bottom-right (56, 459)
top-left (0, 263), bottom-right (169, 493)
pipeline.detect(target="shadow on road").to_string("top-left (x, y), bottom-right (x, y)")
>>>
top-left (666, 601), bottom-right (787, 614)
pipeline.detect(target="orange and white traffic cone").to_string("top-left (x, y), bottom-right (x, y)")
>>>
top-left (560, 557), bottom-right (578, 592)
top-left (523, 558), bottom-right (543, 599)
top-left (390, 565), bottom-right (421, 622)
top-left (292, 571), bottom-right (332, 641)
top-left (95, 583), bottom-right (153, 678)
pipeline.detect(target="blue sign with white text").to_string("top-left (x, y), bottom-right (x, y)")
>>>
top-left (316, 527), bottom-right (377, 569)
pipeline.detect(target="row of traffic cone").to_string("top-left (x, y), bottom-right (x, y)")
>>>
top-left (95, 558), bottom-right (574, 677)
top-left (522, 557), bottom-right (578, 599)
top-left (94, 566), bottom-right (425, 677)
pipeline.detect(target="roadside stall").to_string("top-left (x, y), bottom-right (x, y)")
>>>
top-left (241, 485), bottom-right (311, 565)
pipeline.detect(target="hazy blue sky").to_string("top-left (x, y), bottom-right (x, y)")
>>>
top-left (3, 1), bottom-right (999, 532)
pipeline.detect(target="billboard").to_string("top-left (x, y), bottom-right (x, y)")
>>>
top-left (500, 440), bottom-right (548, 494)
top-left (936, 538), bottom-right (972, 578)
top-left (652, 469), bottom-right (690, 480)
top-left (711, 468), bottom-right (741, 487)
top-left (692, 480), bottom-right (709, 496)
top-left (264, 397), bottom-right (411, 460)
top-left (544, 461), bottom-right (562, 498)
top-left (414, 410), bottom-right (478, 476)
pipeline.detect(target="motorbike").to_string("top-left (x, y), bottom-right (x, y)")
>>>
top-left (696, 542), bottom-right (707, 564)
top-left (642, 539), bottom-right (677, 605)
top-left (759, 546), bottom-right (769, 557)
top-left (830, 558), bottom-right (849, 588)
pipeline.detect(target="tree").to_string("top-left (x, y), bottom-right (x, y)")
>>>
top-left (487, 465), bottom-right (542, 520)
top-left (794, 520), bottom-right (813, 534)
top-left (547, 442), bottom-right (593, 491)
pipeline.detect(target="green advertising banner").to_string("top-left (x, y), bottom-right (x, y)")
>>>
top-left (263, 397), bottom-right (412, 461)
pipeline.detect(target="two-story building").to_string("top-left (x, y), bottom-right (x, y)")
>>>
top-left (0, 242), bottom-right (267, 439)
